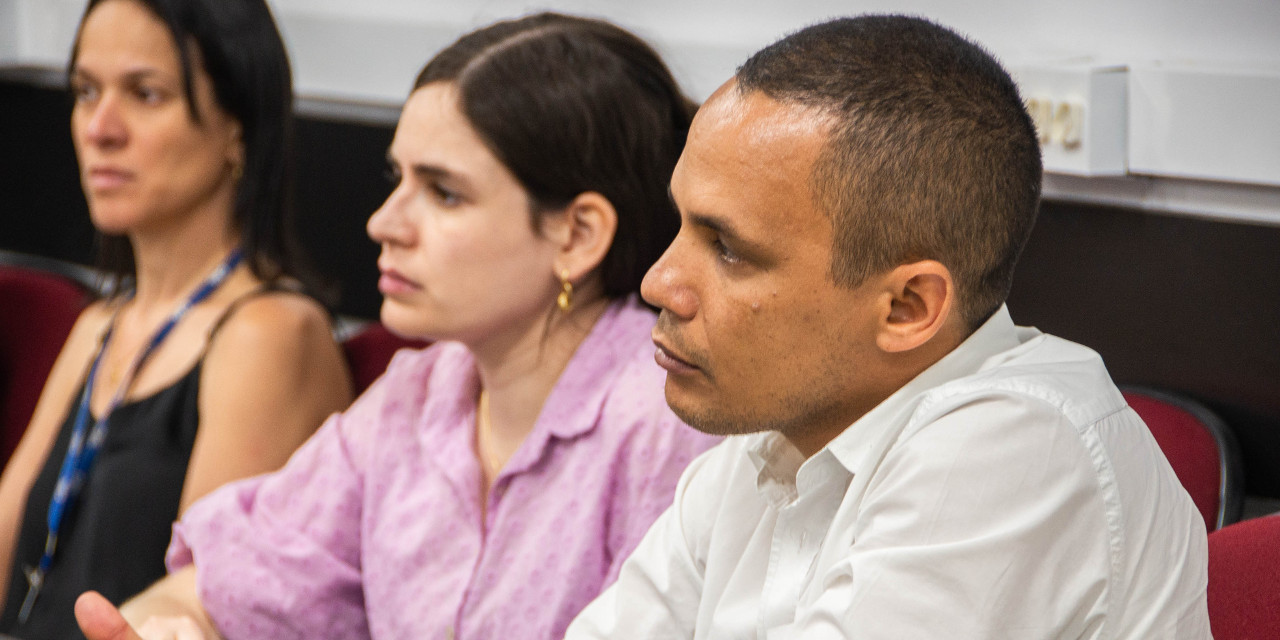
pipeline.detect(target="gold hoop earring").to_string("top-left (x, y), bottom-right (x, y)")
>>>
top-left (557, 269), bottom-right (574, 313)
top-left (231, 163), bottom-right (244, 182)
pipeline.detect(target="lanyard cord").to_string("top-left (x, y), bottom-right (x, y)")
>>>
top-left (29, 247), bottom-right (244, 590)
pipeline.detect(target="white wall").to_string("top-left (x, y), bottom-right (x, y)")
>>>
top-left (274, 0), bottom-right (1280, 91)
top-left (0, 2), bottom-right (15, 60)
top-left (3, 0), bottom-right (1279, 221)
top-left (9, 0), bottom-right (1277, 101)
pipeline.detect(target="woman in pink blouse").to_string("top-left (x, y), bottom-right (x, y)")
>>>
top-left (74, 12), bottom-right (719, 640)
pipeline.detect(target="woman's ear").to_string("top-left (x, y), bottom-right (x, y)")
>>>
top-left (875, 260), bottom-right (956, 353)
top-left (549, 191), bottom-right (618, 282)
top-left (226, 121), bottom-right (245, 176)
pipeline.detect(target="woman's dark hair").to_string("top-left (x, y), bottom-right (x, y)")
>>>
top-left (415, 12), bottom-right (696, 300)
top-left (70, 0), bottom-right (309, 293)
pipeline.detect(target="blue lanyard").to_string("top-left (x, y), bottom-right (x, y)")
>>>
top-left (18, 247), bottom-right (243, 624)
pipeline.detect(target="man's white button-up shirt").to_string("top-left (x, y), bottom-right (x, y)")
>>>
top-left (566, 305), bottom-right (1210, 639)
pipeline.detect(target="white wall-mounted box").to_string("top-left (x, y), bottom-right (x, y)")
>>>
top-left (1128, 63), bottom-right (1280, 188)
top-left (1011, 61), bottom-right (1128, 177)
top-left (0, 2), bottom-right (19, 61)
top-left (0, 0), bottom-right (83, 69)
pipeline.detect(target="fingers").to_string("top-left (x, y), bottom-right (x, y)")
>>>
top-left (137, 615), bottom-right (207, 640)
top-left (75, 591), bottom-right (144, 640)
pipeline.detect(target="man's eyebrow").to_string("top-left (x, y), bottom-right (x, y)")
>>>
top-left (688, 212), bottom-right (748, 247)
top-left (668, 186), bottom-right (728, 232)
top-left (669, 185), bottom-right (760, 252)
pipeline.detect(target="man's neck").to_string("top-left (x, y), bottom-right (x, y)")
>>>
top-left (783, 327), bottom-right (968, 459)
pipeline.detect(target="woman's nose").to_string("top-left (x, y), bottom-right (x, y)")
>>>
top-left (367, 184), bottom-right (417, 247)
top-left (80, 94), bottom-right (127, 148)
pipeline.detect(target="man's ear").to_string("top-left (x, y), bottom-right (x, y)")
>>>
top-left (546, 191), bottom-right (618, 283)
top-left (875, 260), bottom-right (956, 353)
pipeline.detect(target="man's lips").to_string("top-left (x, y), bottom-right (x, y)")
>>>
top-left (653, 337), bottom-right (700, 375)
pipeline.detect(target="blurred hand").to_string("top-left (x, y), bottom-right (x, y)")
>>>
top-left (75, 592), bottom-right (143, 640)
top-left (136, 614), bottom-right (207, 640)
top-left (76, 591), bottom-right (207, 640)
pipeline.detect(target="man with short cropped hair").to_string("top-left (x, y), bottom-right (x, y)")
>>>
top-left (566, 14), bottom-right (1210, 639)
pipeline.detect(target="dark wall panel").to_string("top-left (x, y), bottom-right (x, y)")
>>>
top-left (0, 74), bottom-right (94, 264)
top-left (0, 73), bottom-right (394, 319)
top-left (1009, 202), bottom-right (1280, 495)
top-left (292, 117), bottom-right (393, 318)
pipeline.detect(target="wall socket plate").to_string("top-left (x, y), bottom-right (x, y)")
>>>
top-left (1011, 60), bottom-right (1128, 177)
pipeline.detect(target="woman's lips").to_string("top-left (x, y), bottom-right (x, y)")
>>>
top-left (377, 268), bottom-right (421, 296)
top-left (85, 167), bottom-right (133, 191)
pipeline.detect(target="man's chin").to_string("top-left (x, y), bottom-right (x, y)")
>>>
top-left (664, 386), bottom-right (762, 437)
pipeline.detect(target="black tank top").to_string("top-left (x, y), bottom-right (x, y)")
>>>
top-left (0, 364), bottom-right (201, 639)
top-left (0, 288), bottom-right (284, 639)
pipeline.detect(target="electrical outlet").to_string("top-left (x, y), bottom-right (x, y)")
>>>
top-left (1011, 61), bottom-right (1127, 176)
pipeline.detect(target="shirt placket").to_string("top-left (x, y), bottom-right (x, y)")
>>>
top-left (757, 458), bottom-right (842, 638)
top-left (451, 471), bottom-right (511, 639)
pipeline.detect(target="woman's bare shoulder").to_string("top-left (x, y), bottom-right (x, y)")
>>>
top-left (60, 298), bottom-right (117, 354)
top-left (201, 290), bottom-right (342, 381)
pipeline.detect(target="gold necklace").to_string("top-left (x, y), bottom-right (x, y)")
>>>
top-left (476, 390), bottom-right (503, 476)
top-left (100, 302), bottom-right (133, 395)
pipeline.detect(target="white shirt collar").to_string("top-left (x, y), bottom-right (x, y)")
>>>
top-left (747, 304), bottom-right (1024, 502)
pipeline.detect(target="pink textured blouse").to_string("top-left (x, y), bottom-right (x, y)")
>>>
top-left (166, 297), bottom-right (719, 639)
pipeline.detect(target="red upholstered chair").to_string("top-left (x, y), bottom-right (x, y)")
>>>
top-left (1123, 386), bottom-right (1244, 532)
top-left (341, 322), bottom-right (430, 396)
top-left (0, 264), bottom-right (94, 469)
top-left (1207, 514), bottom-right (1280, 640)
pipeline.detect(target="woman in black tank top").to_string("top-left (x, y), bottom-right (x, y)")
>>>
top-left (0, 1), bottom-right (353, 637)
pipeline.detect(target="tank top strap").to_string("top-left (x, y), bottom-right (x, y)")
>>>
top-left (201, 281), bottom-right (295, 353)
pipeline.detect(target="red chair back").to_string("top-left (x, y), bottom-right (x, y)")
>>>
top-left (0, 265), bottom-right (92, 468)
top-left (1123, 387), bottom-right (1243, 531)
top-left (1207, 515), bottom-right (1280, 640)
top-left (341, 322), bottom-right (429, 396)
